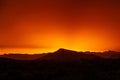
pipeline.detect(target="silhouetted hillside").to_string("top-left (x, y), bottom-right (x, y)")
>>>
top-left (0, 49), bottom-right (120, 80)
top-left (92, 51), bottom-right (120, 59)
top-left (0, 54), bottom-right (46, 60)
top-left (1, 49), bottom-right (120, 60)
top-left (38, 48), bottom-right (101, 61)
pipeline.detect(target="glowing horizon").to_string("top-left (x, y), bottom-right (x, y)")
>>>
top-left (0, 46), bottom-right (117, 54)
top-left (0, 0), bottom-right (120, 54)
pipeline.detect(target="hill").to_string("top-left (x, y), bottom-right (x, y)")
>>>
top-left (0, 49), bottom-right (120, 80)
top-left (38, 48), bottom-right (101, 61)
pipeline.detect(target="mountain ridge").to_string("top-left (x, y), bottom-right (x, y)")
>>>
top-left (0, 48), bottom-right (120, 60)
top-left (37, 48), bottom-right (101, 61)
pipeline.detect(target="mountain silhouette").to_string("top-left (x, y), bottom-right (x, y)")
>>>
top-left (0, 54), bottom-right (46, 60)
top-left (1, 49), bottom-right (120, 60)
top-left (92, 51), bottom-right (120, 59)
top-left (0, 49), bottom-right (120, 80)
top-left (38, 48), bottom-right (101, 61)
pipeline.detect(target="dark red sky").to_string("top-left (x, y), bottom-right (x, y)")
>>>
top-left (0, 0), bottom-right (120, 53)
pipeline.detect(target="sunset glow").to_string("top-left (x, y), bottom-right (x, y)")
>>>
top-left (0, 0), bottom-right (120, 54)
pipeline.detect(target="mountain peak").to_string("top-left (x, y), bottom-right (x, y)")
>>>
top-left (56, 48), bottom-right (68, 51)
top-left (38, 48), bottom-right (101, 61)
top-left (55, 48), bottom-right (77, 53)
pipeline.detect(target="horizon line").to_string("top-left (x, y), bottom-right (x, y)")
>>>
top-left (0, 48), bottom-right (119, 55)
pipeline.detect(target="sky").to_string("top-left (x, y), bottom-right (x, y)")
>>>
top-left (0, 0), bottom-right (120, 54)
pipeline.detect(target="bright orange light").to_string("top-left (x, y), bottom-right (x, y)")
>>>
top-left (0, 25), bottom-right (118, 54)
top-left (0, 48), bottom-right (58, 54)
top-left (0, 0), bottom-right (120, 54)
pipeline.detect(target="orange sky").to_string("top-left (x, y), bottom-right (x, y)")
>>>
top-left (0, 0), bottom-right (120, 54)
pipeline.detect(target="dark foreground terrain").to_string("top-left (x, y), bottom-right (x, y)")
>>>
top-left (0, 49), bottom-right (120, 80)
